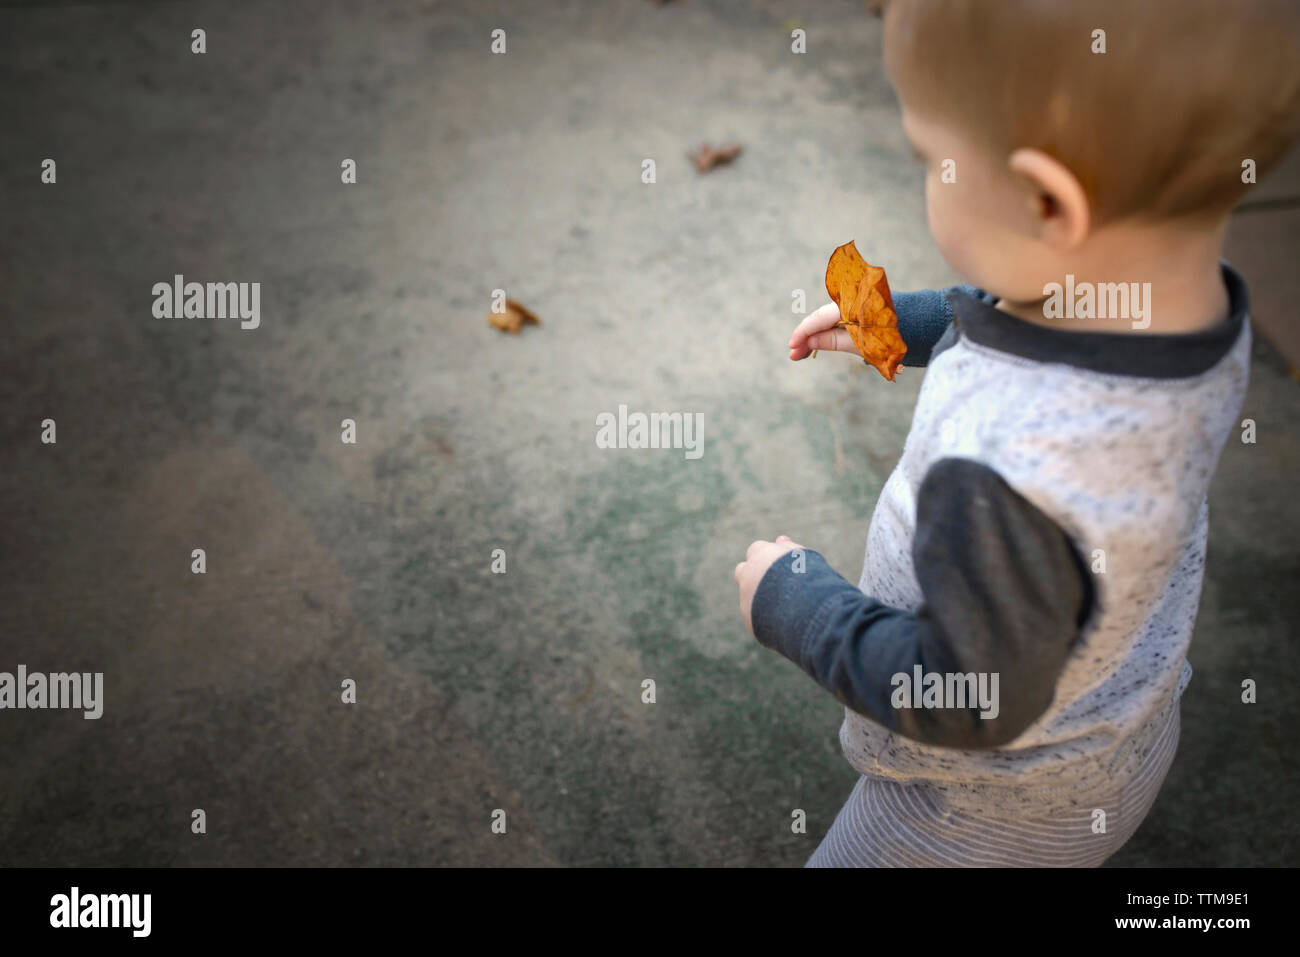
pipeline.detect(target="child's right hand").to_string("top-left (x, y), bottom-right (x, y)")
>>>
top-left (787, 303), bottom-right (858, 361)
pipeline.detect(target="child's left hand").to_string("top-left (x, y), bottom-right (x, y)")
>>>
top-left (734, 535), bottom-right (804, 635)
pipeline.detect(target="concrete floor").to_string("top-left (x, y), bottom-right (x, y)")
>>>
top-left (0, 0), bottom-right (1296, 867)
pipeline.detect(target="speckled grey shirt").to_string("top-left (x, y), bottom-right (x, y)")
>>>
top-left (753, 265), bottom-right (1251, 811)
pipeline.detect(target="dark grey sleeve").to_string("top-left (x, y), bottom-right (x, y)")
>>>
top-left (894, 286), bottom-right (976, 366)
top-left (749, 457), bottom-right (1093, 749)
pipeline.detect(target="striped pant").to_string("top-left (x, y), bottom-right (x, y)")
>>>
top-left (806, 704), bottom-right (1181, 867)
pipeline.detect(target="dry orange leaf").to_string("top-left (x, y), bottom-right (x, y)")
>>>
top-left (688, 142), bottom-right (743, 173)
top-left (824, 240), bottom-right (906, 381)
top-left (487, 298), bottom-right (541, 334)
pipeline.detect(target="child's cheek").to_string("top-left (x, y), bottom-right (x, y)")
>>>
top-left (925, 172), bottom-right (972, 276)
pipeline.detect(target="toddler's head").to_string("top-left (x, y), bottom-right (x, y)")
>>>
top-left (882, 0), bottom-right (1300, 308)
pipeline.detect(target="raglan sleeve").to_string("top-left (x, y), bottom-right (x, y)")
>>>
top-left (748, 457), bottom-right (1093, 748)
top-left (894, 286), bottom-right (977, 366)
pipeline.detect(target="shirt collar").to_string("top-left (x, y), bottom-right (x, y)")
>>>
top-left (943, 263), bottom-right (1249, 378)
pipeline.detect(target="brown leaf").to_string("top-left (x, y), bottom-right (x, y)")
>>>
top-left (824, 240), bottom-right (906, 381)
top-left (688, 142), bottom-right (743, 173)
top-left (486, 298), bottom-right (541, 335)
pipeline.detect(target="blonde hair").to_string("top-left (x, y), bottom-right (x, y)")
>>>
top-left (883, 0), bottom-right (1300, 223)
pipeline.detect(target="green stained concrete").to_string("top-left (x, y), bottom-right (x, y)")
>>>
top-left (0, 0), bottom-right (1296, 867)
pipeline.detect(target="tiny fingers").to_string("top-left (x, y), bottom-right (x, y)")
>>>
top-left (788, 302), bottom-right (843, 347)
top-left (805, 327), bottom-right (856, 354)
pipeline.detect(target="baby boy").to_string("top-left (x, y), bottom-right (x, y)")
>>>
top-left (733, 0), bottom-right (1300, 866)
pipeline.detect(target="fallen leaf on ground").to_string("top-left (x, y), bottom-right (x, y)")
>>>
top-left (487, 299), bottom-right (541, 334)
top-left (688, 142), bottom-right (743, 172)
top-left (824, 240), bottom-right (906, 380)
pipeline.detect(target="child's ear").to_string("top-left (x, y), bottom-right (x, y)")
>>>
top-left (1007, 148), bottom-right (1091, 250)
